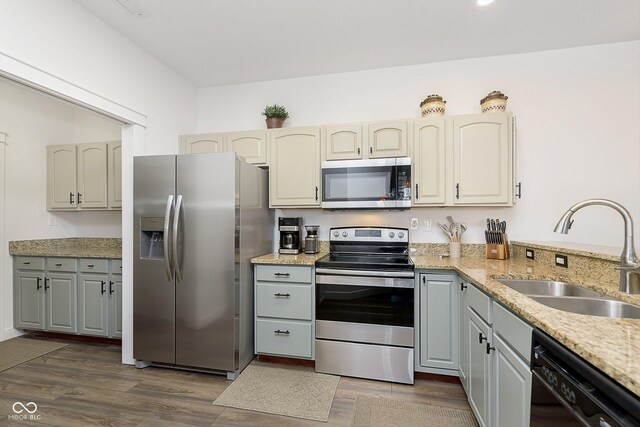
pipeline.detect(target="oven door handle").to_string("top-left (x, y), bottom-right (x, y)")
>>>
top-left (316, 273), bottom-right (414, 288)
top-left (315, 268), bottom-right (414, 279)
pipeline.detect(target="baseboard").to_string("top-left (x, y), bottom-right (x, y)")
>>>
top-left (2, 328), bottom-right (23, 341)
top-left (414, 371), bottom-right (462, 384)
top-left (25, 331), bottom-right (122, 346)
top-left (256, 354), bottom-right (315, 367)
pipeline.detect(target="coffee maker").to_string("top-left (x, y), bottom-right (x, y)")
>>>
top-left (304, 225), bottom-right (320, 254)
top-left (278, 217), bottom-right (303, 254)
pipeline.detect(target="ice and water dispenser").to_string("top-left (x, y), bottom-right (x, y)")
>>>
top-left (140, 217), bottom-right (166, 259)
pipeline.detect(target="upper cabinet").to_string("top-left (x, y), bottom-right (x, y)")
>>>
top-left (367, 120), bottom-right (408, 158)
top-left (179, 133), bottom-right (226, 154)
top-left (412, 118), bottom-right (447, 205)
top-left (453, 114), bottom-right (512, 206)
top-left (47, 141), bottom-right (121, 211)
top-left (227, 130), bottom-right (268, 165)
top-left (411, 112), bottom-right (516, 207)
top-left (323, 125), bottom-right (363, 161)
top-left (269, 127), bottom-right (321, 208)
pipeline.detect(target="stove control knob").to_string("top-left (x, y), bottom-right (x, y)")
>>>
top-left (342, 231), bottom-right (348, 238)
top-left (333, 231), bottom-right (339, 237)
top-left (389, 232), bottom-right (395, 238)
top-left (398, 232), bottom-right (404, 238)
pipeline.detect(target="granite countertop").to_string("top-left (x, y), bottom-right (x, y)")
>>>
top-left (9, 238), bottom-right (122, 259)
top-left (252, 251), bottom-right (327, 266)
top-left (253, 251), bottom-right (640, 396)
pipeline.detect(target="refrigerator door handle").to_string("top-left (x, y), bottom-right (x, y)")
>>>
top-left (173, 194), bottom-right (183, 283)
top-left (163, 194), bottom-right (174, 282)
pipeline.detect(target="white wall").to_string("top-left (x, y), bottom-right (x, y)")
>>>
top-left (198, 41), bottom-right (640, 249)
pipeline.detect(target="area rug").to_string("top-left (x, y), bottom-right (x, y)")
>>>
top-left (0, 337), bottom-right (67, 372)
top-left (213, 364), bottom-right (340, 422)
top-left (352, 395), bottom-right (479, 427)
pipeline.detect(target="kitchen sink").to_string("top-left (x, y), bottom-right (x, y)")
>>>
top-left (528, 296), bottom-right (640, 319)
top-left (497, 279), bottom-right (603, 298)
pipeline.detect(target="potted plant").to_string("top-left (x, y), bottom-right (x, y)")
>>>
top-left (261, 104), bottom-right (289, 129)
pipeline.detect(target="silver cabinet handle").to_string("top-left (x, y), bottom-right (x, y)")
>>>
top-left (173, 194), bottom-right (183, 283)
top-left (274, 293), bottom-right (291, 298)
top-left (274, 330), bottom-right (290, 335)
top-left (55, 263), bottom-right (62, 267)
top-left (163, 195), bottom-right (174, 282)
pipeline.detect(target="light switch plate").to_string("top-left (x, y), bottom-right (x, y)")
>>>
top-left (410, 218), bottom-right (419, 230)
top-left (422, 218), bottom-right (432, 231)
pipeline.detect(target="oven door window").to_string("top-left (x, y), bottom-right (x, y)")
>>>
top-left (316, 282), bottom-right (413, 327)
top-left (323, 166), bottom-right (396, 201)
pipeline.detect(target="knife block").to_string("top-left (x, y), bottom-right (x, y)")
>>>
top-left (486, 234), bottom-right (510, 260)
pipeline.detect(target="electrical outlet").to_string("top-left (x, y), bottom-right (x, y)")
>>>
top-left (422, 218), bottom-right (432, 231)
top-left (525, 248), bottom-right (535, 260)
top-left (410, 218), bottom-right (419, 230)
top-left (555, 254), bottom-right (568, 268)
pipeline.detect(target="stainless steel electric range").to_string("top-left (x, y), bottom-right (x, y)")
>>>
top-left (314, 226), bottom-right (415, 384)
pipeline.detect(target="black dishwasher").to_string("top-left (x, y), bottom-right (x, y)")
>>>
top-left (530, 329), bottom-right (640, 427)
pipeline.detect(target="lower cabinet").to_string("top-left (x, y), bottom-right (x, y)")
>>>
top-left (13, 256), bottom-right (122, 339)
top-left (458, 280), bottom-right (470, 392)
top-left (254, 265), bottom-right (314, 359)
top-left (467, 308), bottom-right (492, 427)
top-left (493, 334), bottom-right (531, 427)
top-left (416, 272), bottom-right (459, 374)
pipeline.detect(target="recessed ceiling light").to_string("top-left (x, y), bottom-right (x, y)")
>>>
top-left (476, 0), bottom-right (496, 7)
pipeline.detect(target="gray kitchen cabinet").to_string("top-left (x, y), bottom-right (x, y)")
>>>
top-left (468, 307), bottom-right (492, 427)
top-left (492, 334), bottom-right (531, 427)
top-left (416, 273), bottom-right (459, 374)
top-left (45, 273), bottom-right (78, 333)
top-left (459, 280), bottom-right (470, 393)
top-left (14, 270), bottom-right (45, 330)
top-left (13, 256), bottom-right (121, 339)
top-left (254, 265), bottom-right (314, 359)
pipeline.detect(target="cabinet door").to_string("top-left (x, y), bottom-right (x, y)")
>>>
top-left (367, 121), bottom-right (408, 158)
top-left (323, 125), bottom-right (363, 160)
top-left (419, 274), bottom-right (458, 370)
top-left (468, 308), bottom-right (491, 427)
top-left (78, 274), bottom-right (109, 336)
top-left (493, 334), bottom-right (531, 427)
top-left (179, 133), bottom-right (227, 154)
top-left (459, 281), bottom-right (470, 391)
top-left (227, 130), bottom-right (268, 165)
top-left (269, 127), bottom-right (321, 207)
top-left (453, 113), bottom-right (511, 205)
top-left (14, 272), bottom-right (45, 330)
top-left (45, 273), bottom-right (77, 333)
top-left (46, 144), bottom-right (77, 209)
top-left (107, 141), bottom-right (122, 209)
top-left (413, 118), bottom-right (446, 205)
top-left (109, 274), bottom-right (123, 338)
top-left (77, 142), bottom-right (108, 209)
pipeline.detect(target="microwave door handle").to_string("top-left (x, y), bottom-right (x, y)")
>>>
top-left (163, 195), bottom-right (174, 282)
top-left (173, 194), bottom-right (183, 283)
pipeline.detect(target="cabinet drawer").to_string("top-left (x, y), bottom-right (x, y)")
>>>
top-left (256, 265), bottom-right (312, 283)
top-left (256, 282), bottom-right (312, 320)
top-left (467, 283), bottom-right (492, 324)
top-left (80, 259), bottom-right (109, 273)
top-left (493, 302), bottom-right (532, 363)
top-left (111, 259), bottom-right (122, 275)
top-left (256, 319), bottom-right (312, 358)
top-left (47, 258), bottom-right (78, 272)
top-left (15, 257), bottom-right (45, 270)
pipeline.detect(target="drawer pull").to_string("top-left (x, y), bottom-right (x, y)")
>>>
top-left (55, 263), bottom-right (62, 267)
top-left (274, 273), bottom-right (290, 277)
top-left (44, 278), bottom-right (50, 290)
top-left (460, 282), bottom-right (467, 291)
top-left (479, 332), bottom-right (488, 344)
top-left (87, 264), bottom-right (94, 268)
top-left (109, 281), bottom-right (115, 295)
top-left (101, 281), bottom-right (106, 294)
top-left (36, 277), bottom-right (42, 290)
top-left (274, 293), bottom-right (291, 298)
top-left (23, 262), bottom-right (31, 265)
top-left (274, 329), bottom-right (290, 335)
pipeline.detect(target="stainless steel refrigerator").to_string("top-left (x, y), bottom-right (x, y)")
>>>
top-left (133, 152), bottom-right (273, 379)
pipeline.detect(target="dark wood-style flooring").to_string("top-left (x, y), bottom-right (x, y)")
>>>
top-left (0, 338), bottom-right (472, 426)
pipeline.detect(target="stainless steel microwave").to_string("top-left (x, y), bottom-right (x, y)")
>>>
top-left (321, 158), bottom-right (412, 209)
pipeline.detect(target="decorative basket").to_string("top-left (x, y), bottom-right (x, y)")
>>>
top-left (481, 91), bottom-right (508, 113)
top-left (420, 94), bottom-right (446, 116)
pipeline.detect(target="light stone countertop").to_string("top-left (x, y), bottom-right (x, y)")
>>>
top-left (253, 251), bottom-right (640, 397)
top-left (9, 238), bottom-right (122, 259)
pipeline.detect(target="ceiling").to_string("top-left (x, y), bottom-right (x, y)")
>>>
top-left (76, 0), bottom-right (640, 88)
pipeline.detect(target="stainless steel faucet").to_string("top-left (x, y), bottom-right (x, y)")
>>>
top-left (554, 199), bottom-right (640, 294)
